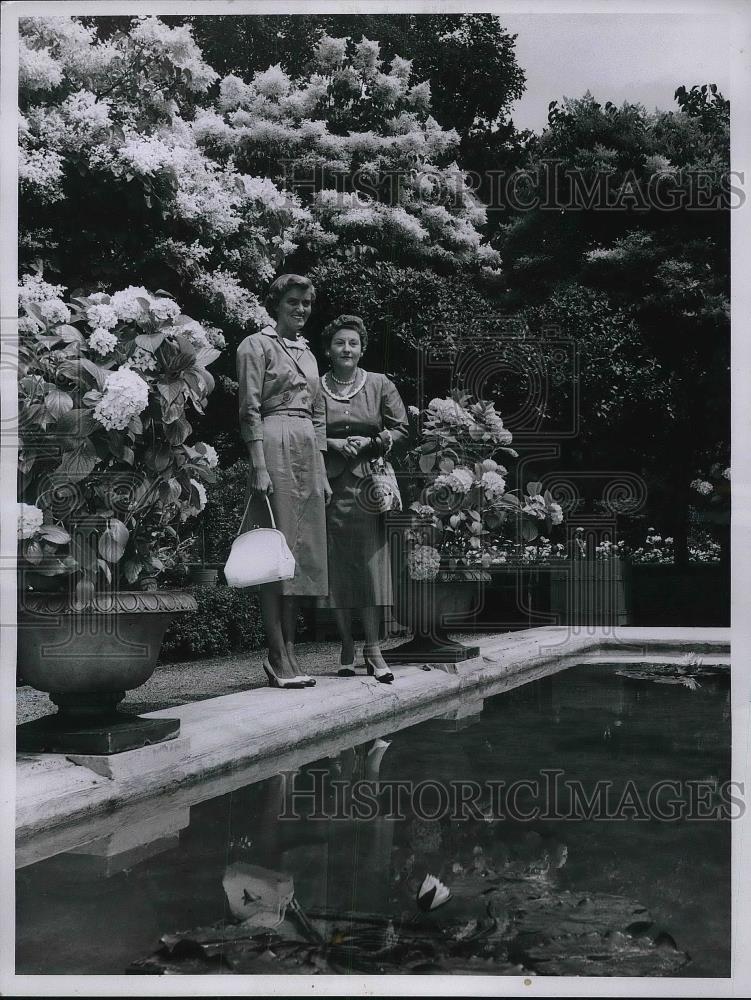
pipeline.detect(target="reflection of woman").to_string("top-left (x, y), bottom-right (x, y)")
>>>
top-left (237, 274), bottom-right (331, 688)
top-left (317, 316), bottom-right (408, 683)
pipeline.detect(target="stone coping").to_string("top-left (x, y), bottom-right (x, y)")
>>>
top-left (16, 626), bottom-right (730, 869)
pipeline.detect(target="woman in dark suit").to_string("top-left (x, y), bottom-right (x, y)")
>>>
top-left (318, 315), bottom-right (408, 683)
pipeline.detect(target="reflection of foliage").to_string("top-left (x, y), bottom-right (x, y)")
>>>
top-left (131, 832), bottom-right (689, 976)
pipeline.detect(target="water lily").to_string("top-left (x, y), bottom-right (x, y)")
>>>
top-left (416, 873), bottom-right (451, 911)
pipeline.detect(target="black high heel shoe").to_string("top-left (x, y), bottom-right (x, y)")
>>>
top-left (363, 649), bottom-right (394, 684)
top-left (262, 657), bottom-right (307, 689)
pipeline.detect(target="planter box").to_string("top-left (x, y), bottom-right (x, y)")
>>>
top-left (630, 564), bottom-right (729, 626)
top-left (476, 560), bottom-right (632, 629)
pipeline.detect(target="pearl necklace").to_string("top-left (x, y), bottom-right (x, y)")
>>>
top-left (322, 368), bottom-right (367, 401)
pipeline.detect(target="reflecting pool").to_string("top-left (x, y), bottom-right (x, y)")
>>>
top-left (16, 661), bottom-right (731, 976)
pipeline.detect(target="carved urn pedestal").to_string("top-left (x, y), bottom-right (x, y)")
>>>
top-left (16, 590), bottom-right (196, 755)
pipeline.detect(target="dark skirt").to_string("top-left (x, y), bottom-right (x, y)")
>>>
top-left (241, 414), bottom-right (328, 597)
top-left (318, 469), bottom-right (392, 609)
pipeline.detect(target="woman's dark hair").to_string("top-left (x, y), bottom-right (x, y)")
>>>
top-left (264, 274), bottom-right (316, 318)
top-left (321, 314), bottom-right (368, 352)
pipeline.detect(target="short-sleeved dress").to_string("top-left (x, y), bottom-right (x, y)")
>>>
top-left (318, 370), bottom-right (408, 609)
top-left (236, 326), bottom-right (328, 597)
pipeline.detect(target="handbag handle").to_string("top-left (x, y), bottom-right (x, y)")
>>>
top-left (236, 492), bottom-right (276, 538)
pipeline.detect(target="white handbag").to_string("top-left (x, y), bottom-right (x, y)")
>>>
top-left (224, 495), bottom-right (296, 588)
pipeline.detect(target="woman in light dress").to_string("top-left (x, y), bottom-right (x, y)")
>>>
top-left (236, 274), bottom-right (331, 688)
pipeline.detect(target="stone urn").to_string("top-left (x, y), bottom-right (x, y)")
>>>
top-left (16, 589), bottom-right (197, 755)
top-left (384, 567), bottom-right (491, 664)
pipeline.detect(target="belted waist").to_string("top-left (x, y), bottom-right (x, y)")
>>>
top-left (261, 408), bottom-right (313, 420)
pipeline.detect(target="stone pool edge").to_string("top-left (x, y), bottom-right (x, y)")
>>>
top-left (16, 625), bottom-right (729, 867)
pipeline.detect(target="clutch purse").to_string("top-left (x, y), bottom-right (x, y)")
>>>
top-left (224, 495), bottom-right (296, 588)
top-left (366, 457), bottom-right (402, 514)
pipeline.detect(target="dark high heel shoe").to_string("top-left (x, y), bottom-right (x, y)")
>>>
top-left (262, 658), bottom-right (306, 689)
top-left (338, 644), bottom-right (356, 677)
top-left (364, 650), bottom-right (394, 684)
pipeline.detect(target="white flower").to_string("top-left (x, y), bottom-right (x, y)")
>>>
top-left (93, 367), bottom-right (150, 430)
top-left (18, 502), bottom-right (44, 540)
top-left (86, 303), bottom-right (119, 330)
top-left (39, 298), bottom-right (71, 325)
top-left (549, 502), bottom-right (564, 525)
top-left (253, 64), bottom-right (291, 100)
top-left (88, 327), bottom-right (118, 355)
top-left (19, 39), bottom-right (64, 91)
top-left (691, 478), bottom-right (714, 496)
top-left (111, 285), bottom-right (152, 322)
top-left (407, 543), bottom-right (440, 581)
top-left (196, 443), bottom-right (219, 468)
top-left (408, 405), bottom-right (420, 417)
top-left (150, 296), bottom-right (181, 322)
top-left (723, 467), bottom-right (731, 480)
top-left (416, 874), bottom-right (451, 911)
top-left (18, 148), bottom-right (64, 202)
top-left (190, 478), bottom-right (207, 509)
top-left (481, 470), bottom-right (507, 500)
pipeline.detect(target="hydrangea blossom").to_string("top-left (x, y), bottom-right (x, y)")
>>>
top-left (481, 470), bottom-right (507, 499)
top-left (93, 367), bottom-right (150, 430)
top-left (39, 298), bottom-right (71, 325)
top-left (150, 296), bottom-right (181, 322)
top-left (18, 502), bottom-right (44, 540)
top-left (86, 303), bottom-right (119, 330)
top-left (88, 327), bottom-right (118, 355)
top-left (195, 443), bottom-right (219, 468)
top-left (110, 285), bottom-right (152, 322)
top-left (407, 543), bottom-right (441, 581)
top-left (434, 467), bottom-right (475, 494)
top-left (690, 478), bottom-right (714, 495)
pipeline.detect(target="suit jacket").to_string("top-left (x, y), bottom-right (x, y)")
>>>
top-left (322, 370), bottom-right (408, 480)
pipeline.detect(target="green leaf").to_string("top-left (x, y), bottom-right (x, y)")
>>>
top-left (194, 347), bottom-right (221, 368)
top-left (145, 441), bottom-right (172, 472)
top-left (98, 519), bottom-right (129, 563)
top-left (164, 417), bottom-right (191, 445)
top-left (128, 414), bottom-right (143, 434)
top-left (36, 525), bottom-right (70, 544)
top-left (97, 557), bottom-right (112, 583)
top-left (23, 540), bottom-right (43, 565)
top-left (438, 457), bottom-right (455, 473)
top-left (74, 578), bottom-right (96, 610)
top-left (56, 439), bottom-right (99, 482)
top-left (419, 452), bottom-right (437, 473)
top-left (526, 481), bottom-right (543, 496)
top-left (57, 324), bottom-right (84, 344)
top-left (58, 358), bottom-right (107, 391)
top-left (123, 557), bottom-right (143, 584)
top-left (521, 519), bottom-right (540, 542)
top-left (135, 331), bottom-right (167, 352)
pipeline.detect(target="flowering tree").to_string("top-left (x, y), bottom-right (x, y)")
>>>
top-left (19, 16), bottom-right (499, 335)
top-left (17, 275), bottom-right (223, 603)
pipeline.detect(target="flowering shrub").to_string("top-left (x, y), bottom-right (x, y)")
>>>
top-left (17, 275), bottom-right (223, 604)
top-left (398, 393), bottom-right (564, 579)
top-left (19, 15), bottom-right (499, 347)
